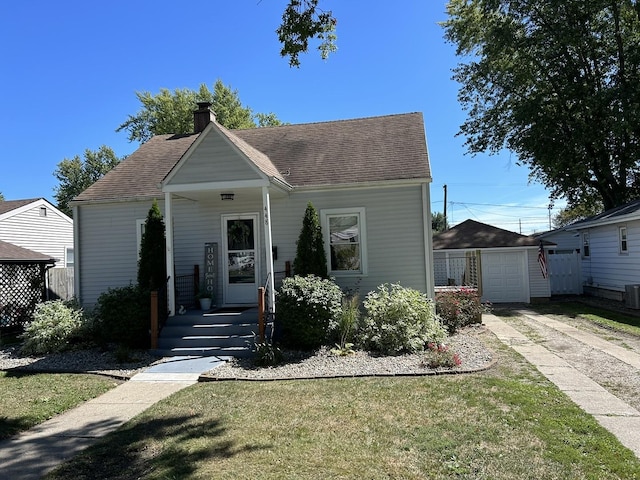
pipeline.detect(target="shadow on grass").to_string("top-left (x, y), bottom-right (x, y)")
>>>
top-left (47, 413), bottom-right (270, 479)
top-left (0, 416), bottom-right (35, 440)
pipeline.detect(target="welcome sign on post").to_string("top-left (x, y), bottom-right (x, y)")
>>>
top-left (204, 243), bottom-right (218, 305)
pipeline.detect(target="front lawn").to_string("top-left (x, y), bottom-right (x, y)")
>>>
top-left (46, 335), bottom-right (640, 480)
top-left (0, 372), bottom-right (120, 439)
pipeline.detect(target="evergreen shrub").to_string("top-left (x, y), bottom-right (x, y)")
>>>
top-left (275, 275), bottom-right (342, 350)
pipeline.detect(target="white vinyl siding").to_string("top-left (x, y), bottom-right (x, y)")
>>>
top-left (580, 221), bottom-right (640, 292)
top-left (77, 185), bottom-right (432, 308)
top-left (166, 131), bottom-right (262, 186)
top-left (0, 201), bottom-right (73, 267)
top-left (527, 248), bottom-right (551, 298)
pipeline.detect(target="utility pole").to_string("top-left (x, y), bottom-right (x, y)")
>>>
top-left (443, 184), bottom-right (448, 230)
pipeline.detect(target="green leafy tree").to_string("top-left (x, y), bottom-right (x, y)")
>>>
top-left (443, 0), bottom-right (640, 211)
top-left (117, 80), bottom-right (281, 143)
top-left (432, 212), bottom-right (449, 233)
top-left (53, 146), bottom-right (121, 217)
top-left (293, 202), bottom-right (328, 277)
top-left (277, 0), bottom-right (338, 67)
top-left (137, 200), bottom-right (166, 291)
top-left (553, 202), bottom-right (604, 228)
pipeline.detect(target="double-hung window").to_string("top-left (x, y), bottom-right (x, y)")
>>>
top-left (582, 232), bottom-right (590, 258)
top-left (321, 208), bottom-right (367, 275)
top-left (620, 226), bottom-right (628, 253)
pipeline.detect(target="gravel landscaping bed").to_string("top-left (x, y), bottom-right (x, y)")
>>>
top-left (201, 325), bottom-right (494, 380)
top-left (1, 326), bottom-right (494, 380)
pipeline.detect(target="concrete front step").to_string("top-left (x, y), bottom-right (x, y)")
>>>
top-left (158, 333), bottom-right (255, 350)
top-left (152, 346), bottom-right (254, 358)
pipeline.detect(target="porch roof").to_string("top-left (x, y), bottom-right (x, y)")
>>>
top-left (73, 112), bottom-right (431, 203)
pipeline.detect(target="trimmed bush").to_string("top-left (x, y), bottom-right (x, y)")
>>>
top-left (21, 300), bottom-right (91, 355)
top-left (359, 283), bottom-right (447, 355)
top-left (94, 284), bottom-right (150, 349)
top-left (275, 275), bottom-right (342, 350)
top-left (435, 287), bottom-right (485, 334)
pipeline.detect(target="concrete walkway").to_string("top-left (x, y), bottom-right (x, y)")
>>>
top-left (0, 356), bottom-right (225, 480)
top-left (483, 312), bottom-right (640, 459)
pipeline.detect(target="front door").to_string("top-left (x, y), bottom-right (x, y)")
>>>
top-left (222, 214), bottom-right (259, 305)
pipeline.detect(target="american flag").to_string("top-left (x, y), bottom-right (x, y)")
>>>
top-left (538, 242), bottom-right (548, 279)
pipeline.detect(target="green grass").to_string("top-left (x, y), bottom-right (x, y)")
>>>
top-left (0, 372), bottom-right (120, 439)
top-left (527, 301), bottom-right (640, 337)
top-left (46, 337), bottom-right (640, 480)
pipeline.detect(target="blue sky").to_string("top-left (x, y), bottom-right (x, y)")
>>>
top-left (0, 0), bottom-right (563, 234)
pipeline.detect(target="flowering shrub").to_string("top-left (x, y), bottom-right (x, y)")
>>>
top-left (435, 288), bottom-right (486, 334)
top-left (275, 275), bottom-right (343, 350)
top-left (422, 342), bottom-right (462, 368)
top-left (358, 283), bottom-right (447, 355)
top-left (21, 300), bottom-right (92, 355)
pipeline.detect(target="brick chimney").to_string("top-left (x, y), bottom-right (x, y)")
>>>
top-left (194, 102), bottom-right (215, 133)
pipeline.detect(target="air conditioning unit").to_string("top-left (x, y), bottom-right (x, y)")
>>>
top-left (625, 284), bottom-right (640, 309)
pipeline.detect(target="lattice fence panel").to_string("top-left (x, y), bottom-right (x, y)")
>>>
top-left (0, 263), bottom-right (46, 329)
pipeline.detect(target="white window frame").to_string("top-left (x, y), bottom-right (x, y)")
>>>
top-left (321, 207), bottom-right (368, 276)
top-left (65, 247), bottom-right (75, 268)
top-left (582, 232), bottom-right (590, 258)
top-left (619, 226), bottom-right (628, 254)
top-left (136, 219), bottom-right (146, 258)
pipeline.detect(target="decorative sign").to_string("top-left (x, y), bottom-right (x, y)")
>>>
top-left (204, 243), bottom-right (218, 303)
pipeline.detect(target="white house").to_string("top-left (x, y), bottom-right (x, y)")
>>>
top-left (72, 105), bottom-right (436, 315)
top-left (0, 198), bottom-right (74, 268)
top-left (566, 199), bottom-right (640, 303)
top-left (433, 219), bottom-right (553, 303)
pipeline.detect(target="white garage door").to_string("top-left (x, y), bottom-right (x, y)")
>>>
top-left (481, 251), bottom-right (528, 303)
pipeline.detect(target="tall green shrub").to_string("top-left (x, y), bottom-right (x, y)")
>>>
top-left (137, 200), bottom-right (166, 291)
top-left (359, 283), bottom-right (447, 355)
top-left (95, 285), bottom-right (149, 349)
top-left (293, 202), bottom-right (327, 277)
top-left (275, 275), bottom-right (342, 350)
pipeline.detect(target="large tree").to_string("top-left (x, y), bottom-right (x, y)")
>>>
top-left (53, 145), bottom-right (121, 217)
top-left (443, 0), bottom-right (640, 211)
top-left (277, 0), bottom-right (337, 67)
top-left (117, 80), bottom-right (283, 143)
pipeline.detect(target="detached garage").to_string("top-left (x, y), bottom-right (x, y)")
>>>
top-left (433, 220), bottom-right (553, 304)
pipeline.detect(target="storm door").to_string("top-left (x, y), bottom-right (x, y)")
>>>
top-left (222, 214), bottom-right (259, 304)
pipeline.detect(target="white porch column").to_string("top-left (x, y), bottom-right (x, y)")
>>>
top-left (165, 192), bottom-right (176, 316)
top-left (262, 186), bottom-right (276, 313)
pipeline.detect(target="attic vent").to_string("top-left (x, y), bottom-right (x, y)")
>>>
top-left (280, 169), bottom-right (291, 176)
top-left (39, 206), bottom-right (47, 217)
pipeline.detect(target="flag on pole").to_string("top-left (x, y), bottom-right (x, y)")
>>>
top-left (538, 242), bottom-right (548, 279)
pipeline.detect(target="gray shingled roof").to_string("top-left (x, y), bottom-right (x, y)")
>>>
top-left (74, 113), bottom-right (431, 203)
top-left (433, 219), bottom-right (553, 250)
top-left (0, 240), bottom-right (56, 263)
top-left (567, 198), bottom-right (640, 229)
top-left (0, 198), bottom-right (41, 216)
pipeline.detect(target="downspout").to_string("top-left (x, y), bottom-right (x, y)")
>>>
top-left (165, 192), bottom-right (176, 316)
top-left (262, 186), bottom-right (276, 314)
top-left (422, 182), bottom-right (435, 298)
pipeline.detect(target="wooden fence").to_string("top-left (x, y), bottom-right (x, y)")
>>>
top-left (47, 267), bottom-right (74, 301)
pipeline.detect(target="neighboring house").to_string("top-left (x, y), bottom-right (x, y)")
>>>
top-left (0, 239), bottom-right (56, 327)
top-left (72, 105), bottom-right (436, 315)
top-left (433, 219), bottom-right (554, 303)
top-left (0, 198), bottom-right (74, 268)
top-left (565, 199), bottom-right (640, 303)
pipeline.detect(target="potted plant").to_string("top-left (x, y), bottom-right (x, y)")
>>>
top-left (196, 287), bottom-right (213, 311)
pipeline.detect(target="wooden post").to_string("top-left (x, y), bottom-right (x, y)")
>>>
top-left (258, 287), bottom-right (265, 342)
top-left (285, 260), bottom-right (291, 278)
top-left (151, 290), bottom-right (158, 349)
